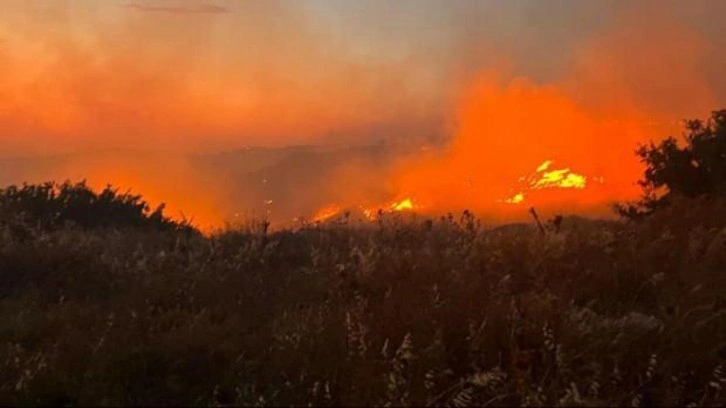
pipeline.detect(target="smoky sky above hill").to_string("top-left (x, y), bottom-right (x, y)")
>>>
top-left (1, 0), bottom-right (724, 154)
top-left (1, 0), bottom-right (725, 229)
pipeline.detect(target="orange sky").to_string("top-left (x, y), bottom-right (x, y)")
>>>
top-left (0, 1), bottom-right (444, 154)
top-left (1, 1), bottom-right (724, 228)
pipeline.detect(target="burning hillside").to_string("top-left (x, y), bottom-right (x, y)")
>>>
top-left (308, 73), bottom-right (669, 224)
top-left (1, 2), bottom-right (724, 230)
top-left (309, 7), bottom-right (721, 224)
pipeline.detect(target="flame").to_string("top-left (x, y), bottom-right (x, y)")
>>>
top-left (505, 193), bottom-right (525, 204)
top-left (536, 160), bottom-right (553, 173)
top-left (310, 197), bottom-right (419, 223)
top-left (533, 170), bottom-right (586, 189)
top-left (529, 160), bottom-right (587, 190)
top-left (503, 160), bottom-right (589, 205)
top-left (361, 197), bottom-right (418, 220)
top-left (312, 204), bottom-right (342, 223)
top-left (391, 198), bottom-right (414, 212)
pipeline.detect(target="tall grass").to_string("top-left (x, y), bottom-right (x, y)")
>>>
top-left (0, 197), bottom-right (724, 406)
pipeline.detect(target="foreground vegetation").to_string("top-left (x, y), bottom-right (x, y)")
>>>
top-left (1, 110), bottom-right (725, 406)
top-left (0, 195), bottom-right (724, 406)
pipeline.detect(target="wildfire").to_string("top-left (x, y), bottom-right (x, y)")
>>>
top-left (361, 197), bottom-right (418, 220)
top-left (503, 160), bottom-right (589, 205)
top-left (505, 193), bottom-right (525, 204)
top-left (531, 161), bottom-right (587, 190)
top-left (310, 197), bottom-right (419, 223)
top-left (391, 198), bottom-right (414, 212)
top-left (311, 204), bottom-right (343, 223)
top-left (310, 156), bottom-right (600, 222)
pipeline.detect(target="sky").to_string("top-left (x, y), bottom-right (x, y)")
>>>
top-left (1, 0), bottom-right (723, 154)
top-left (1, 0), bottom-right (725, 153)
top-left (1, 0), bottom-right (448, 153)
top-left (1, 0), bottom-right (725, 227)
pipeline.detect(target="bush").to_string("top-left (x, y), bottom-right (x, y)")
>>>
top-left (617, 109), bottom-right (726, 219)
top-left (0, 181), bottom-right (194, 233)
top-left (0, 211), bottom-right (723, 406)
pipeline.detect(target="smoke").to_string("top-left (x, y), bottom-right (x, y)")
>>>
top-left (377, 1), bottom-right (726, 222)
top-left (0, 0), bottom-right (724, 228)
top-left (123, 2), bottom-right (230, 14)
top-left (0, 0), bottom-right (442, 153)
top-left (0, 0), bottom-right (441, 229)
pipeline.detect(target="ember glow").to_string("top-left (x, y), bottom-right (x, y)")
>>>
top-left (310, 197), bottom-right (418, 223)
top-left (390, 198), bottom-right (414, 212)
top-left (502, 160), bottom-right (589, 206)
top-left (312, 204), bottom-right (343, 223)
top-left (363, 197), bottom-right (419, 219)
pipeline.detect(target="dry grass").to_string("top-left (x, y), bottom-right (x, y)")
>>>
top-left (0, 198), bottom-right (724, 406)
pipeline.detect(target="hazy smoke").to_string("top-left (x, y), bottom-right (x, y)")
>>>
top-left (0, 0), bottom-right (724, 228)
top-left (123, 2), bottom-right (230, 14)
top-left (384, 1), bottom-right (725, 221)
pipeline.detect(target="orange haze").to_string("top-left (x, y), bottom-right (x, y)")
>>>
top-left (1, 2), bottom-right (724, 229)
top-left (0, 1), bottom-right (438, 230)
top-left (381, 10), bottom-right (719, 222)
top-left (54, 152), bottom-right (228, 232)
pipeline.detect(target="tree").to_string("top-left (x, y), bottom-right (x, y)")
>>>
top-left (616, 109), bottom-right (726, 219)
top-left (0, 180), bottom-right (195, 233)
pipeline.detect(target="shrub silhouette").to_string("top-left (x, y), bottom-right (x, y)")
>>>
top-left (617, 109), bottom-right (726, 219)
top-left (1, 208), bottom-right (724, 406)
top-left (0, 180), bottom-right (191, 232)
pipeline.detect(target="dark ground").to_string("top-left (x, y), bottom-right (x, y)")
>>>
top-left (1, 197), bottom-right (725, 406)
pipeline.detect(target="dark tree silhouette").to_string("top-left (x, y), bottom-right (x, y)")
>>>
top-left (616, 109), bottom-right (726, 219)
top-left (0, 180), bottom-right (194, 232)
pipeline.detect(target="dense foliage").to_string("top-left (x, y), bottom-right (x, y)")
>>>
top-left (0, 181), bottom-right (193, 233)
top-left (617, 109), bottom-right (726, 219)
top-left (0, 200), bottom-right (724, 406)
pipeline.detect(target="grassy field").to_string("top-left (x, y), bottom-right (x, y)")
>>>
top-left (0, 197), bottom-right (725, 406)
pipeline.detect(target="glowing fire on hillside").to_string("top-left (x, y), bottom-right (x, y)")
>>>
top-left (391, 198), bottom-right (415, 212)
top-left (362, 197), bottom-right (418, 220)
top-left (501, 160), bottom-right (591, 205)
top-left (309, 158), bottom-right (596, 223)
top-left (307, 69), bottom-right (658, 223)
top-left (311, 204), bottom-right (344, 223)
top-left (310, 197), bottom-right (419, 223)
